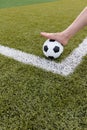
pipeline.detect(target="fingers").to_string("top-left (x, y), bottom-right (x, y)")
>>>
top-left (40, 32), bottom-right (53, 39)
top-left (41, 32), bottom-right (49, 36)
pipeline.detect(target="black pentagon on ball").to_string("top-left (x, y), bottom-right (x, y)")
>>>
top-left (53, 46), bottom-right (60, 53)
top-left (44, 45), bottom-right (48, 52)
top-left (48, 56), bottom-right (54, 59)
top-left (49, 39), bottom-right (55, 42)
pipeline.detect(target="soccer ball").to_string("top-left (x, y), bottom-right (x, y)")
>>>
top-left (43, 39), bottom-right (64, 59)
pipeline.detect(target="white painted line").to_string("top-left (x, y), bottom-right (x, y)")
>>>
top-left (0, 38), bottom-right (87, 76)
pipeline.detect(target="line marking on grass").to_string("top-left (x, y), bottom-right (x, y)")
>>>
top-left (0, 38), bottom-right (87, 76)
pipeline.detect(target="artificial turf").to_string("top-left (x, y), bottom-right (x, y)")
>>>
top-left (0, 0), bottom-right (87, 130)
top-left (0, 0), bottom-right (56, 8)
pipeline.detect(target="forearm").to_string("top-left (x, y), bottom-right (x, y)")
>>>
top-left (63, 7), bottom-right (87, 39)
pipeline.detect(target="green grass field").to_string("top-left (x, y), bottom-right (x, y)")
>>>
top-left (0, 0), bottom-right (87, 130)
top-left (0, 0), bottom-right (56, 8)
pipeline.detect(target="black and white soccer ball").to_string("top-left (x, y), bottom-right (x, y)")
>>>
top-left (43, 39), bottom-right (64, 59)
